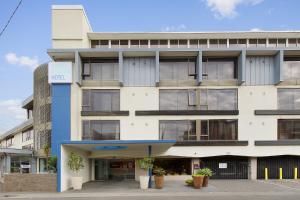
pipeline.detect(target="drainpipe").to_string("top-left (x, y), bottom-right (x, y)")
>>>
top-left (148, 145), bottom-right (152, 188)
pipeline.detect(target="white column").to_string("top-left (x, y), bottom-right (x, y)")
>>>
top-left (249, 157), bottom-right (257, 180)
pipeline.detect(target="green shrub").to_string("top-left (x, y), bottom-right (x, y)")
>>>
top-left (153, 167), bottom-right (166, 176)
top-left (67, 152), bottom-right (84, 173)
top-left (47, 156), bottom-right (57, 172)
top-left (185, 179), bottom-right (193, 186)
top-left (137, 157), bottom-right (154, 171)
top-left (196, 168), bottom-right (213, 177)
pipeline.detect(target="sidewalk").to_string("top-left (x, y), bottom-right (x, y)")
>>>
top-left (1, 180), bottom-right (300, 199)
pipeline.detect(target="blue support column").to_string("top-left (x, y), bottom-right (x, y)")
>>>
top-left (51, 83), bottom-right (71, 192)
top-left (148, 145), bottom-right (152, 188)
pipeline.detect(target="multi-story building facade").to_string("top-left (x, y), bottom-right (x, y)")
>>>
top-left (0, 96), bottom-right (35, 176)
top-left (3, 4), bottom-right (300, 192)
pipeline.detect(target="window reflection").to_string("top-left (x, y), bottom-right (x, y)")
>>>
top-left (278, 89), bottom-right (300, 110)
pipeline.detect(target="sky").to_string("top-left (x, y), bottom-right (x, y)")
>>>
top-left (0, 0), bottom-right (300, 135)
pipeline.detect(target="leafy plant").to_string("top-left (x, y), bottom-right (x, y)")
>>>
top-left (153, 167), bottom-right (166, 176)
top-left (196, 168), bottom-right (213, 177)
top-left (68, 152), bottom-right (84, 173)
top-left (43, 144), bottom-right (50, 171)
top-left (137, 157), bottom-right (154, 171)
top-left (47, 156), bottom-right (57, 172)
top-left (185, 179), bottom-right (193, 186)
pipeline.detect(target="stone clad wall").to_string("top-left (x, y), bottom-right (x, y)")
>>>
top-left (3, 174), bottom-right (57, 192)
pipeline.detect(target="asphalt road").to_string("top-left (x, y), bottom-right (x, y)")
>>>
top-left (2, 194), bottom-right (300, 200)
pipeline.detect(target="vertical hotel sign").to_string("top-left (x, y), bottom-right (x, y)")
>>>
top-left (48, 62), bottom-right (72, 84)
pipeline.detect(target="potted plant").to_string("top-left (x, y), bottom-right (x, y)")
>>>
top-left (43, 144), bottom-right (50, 172)
top-left (67, 152), bottom-right (84, 190)
top-left (198, 168), bottom-right (213, 187)
top-left (153, 167), bottom-right (166, 189)
top-left (137, 157), bottom-right (154, 189)
top-left (192, 169), bottom-right (205, 189)
top-left (47, 156), bottom-right (57, 173)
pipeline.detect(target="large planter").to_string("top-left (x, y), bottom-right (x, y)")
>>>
top-left (192, 176), bottom-right (204, 189)
top-left (71, 177), bottom-right (83, 190)
top-left (202, 176), bottom-right (209, 187)
top-left (154, 175), bottom-right (164, 189)
top-left (139, 175), bottom-right (149, 189)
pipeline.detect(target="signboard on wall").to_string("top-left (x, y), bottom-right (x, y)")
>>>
top-left (219, 163), bottom-right (227, 169)
top-left (48, 62), bottom-right (72, 83)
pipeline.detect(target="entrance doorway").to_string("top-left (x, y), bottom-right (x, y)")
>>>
top-left (94, 159), bottom-right (135, 181)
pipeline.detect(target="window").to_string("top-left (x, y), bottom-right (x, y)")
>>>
top-left (130, 40), bottom-right (139, 48)
top-left (91, 40), bottom-right (99, 48)
top-left (160, 59), bottom-right (196, 81)
top-left (160, 89), bottom-right (237, 110)
top-left (278, 119), bottom-right (300, 139)
top-left (82, 59), bottom-right (119, 81)
top-left (120, 40), bottom-right (128, 48)
top-left (190, 39), bottom-right (198, 48)
top-left (288, 38), bottom-right (297, 47)
top-left (160, 120), bottom-right (238, 141)
top-left (200, 89), bottom-right (237, 110)
top-left (100, 40), bottom-right (109, 48)
top-left (150, 40), bottom-right (159, 48)
top-left (278, 89), bottom-right (300, 110)
top-left (6, 137), bottom-right (13, 147)
top-left (208, 120), bottom-right (238, 140)
top-left (202, 59), bottom-right (236, 80)
top-left (160, 89), bottom-right (197, 110)
top-left (199, 39), bottom-right (207, 48)
top-left (160, 120), bottom-right (196, 141)
top-left (209, 39), bottom-right (218, 48)
top-left (170, 40), bottom-right (178, 48)
top-left (140, 40), bottom-right (148, 48)
top-left (82, 90), bottom-right (120, 112)
top-left (111, 40), bottom-right (119, 48)
top-left (159, 40), bottom-right (168, 48)
top-left (82, 120), bottom-right (120, 140)
top-left (268, 39), bottom-right (277, 47)
top-left (22, 129), bottom-right (33, 142)
top-left (283, 60), bottom-right (300, 80)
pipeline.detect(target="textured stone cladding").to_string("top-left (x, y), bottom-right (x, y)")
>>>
top-left (3, 174), bottom-right (57, 192)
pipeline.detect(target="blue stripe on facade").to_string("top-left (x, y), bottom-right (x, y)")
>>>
top-left (61, 140), bottom-right (176, 145)
top-left (51, 83), bottom-right (71, 192)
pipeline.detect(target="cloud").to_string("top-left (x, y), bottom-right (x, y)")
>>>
top-left (5, 53), bottom-right (39, 70)
top-left (0, 99), bottom-right (26, 135)
top-left (161, 24), bottom-right (187, 32)
top-left (250, 28), bottom-right (263, 31)
top-left (204, 0), bottom-right (264, 19)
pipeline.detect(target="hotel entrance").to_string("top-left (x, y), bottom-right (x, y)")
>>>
top-left (94, 159), bottom-right (135, 181)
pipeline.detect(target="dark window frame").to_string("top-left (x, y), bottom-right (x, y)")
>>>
top-left (82, 120), bottom-right (120, 140)
top-left (82, 89), bottom-right (120, 112)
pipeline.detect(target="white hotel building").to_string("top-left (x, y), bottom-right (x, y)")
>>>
top-left (2, 5), bottom-right (300, 192)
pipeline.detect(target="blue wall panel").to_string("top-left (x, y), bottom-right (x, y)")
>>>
top-left (51, 83), bottom-right (71, 192)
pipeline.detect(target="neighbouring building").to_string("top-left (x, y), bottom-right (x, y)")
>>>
top-left (2, 4), bottom-right (300, 192)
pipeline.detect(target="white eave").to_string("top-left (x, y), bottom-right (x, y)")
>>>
top-left (87, 31), bottom-right (300, 40)
top-left (22, 94), bottom-right (33, 109)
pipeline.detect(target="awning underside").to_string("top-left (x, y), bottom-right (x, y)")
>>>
top-left (61, 140), bottom-right (176, 158)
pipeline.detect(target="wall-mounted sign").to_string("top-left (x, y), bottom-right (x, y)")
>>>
top-left (21, 165), bottom-right (31, 169)
top-left (48, 62), bottom-right (72, 84)
top-left (219, 163), bottom-right (227, 169)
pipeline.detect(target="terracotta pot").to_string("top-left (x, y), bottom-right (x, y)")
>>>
top-left (202, 176), bottom-right (209, 187)
top-left (154, 175), bottom-right (164, 189)
top-left (192, 176), bottom-right (204, 189)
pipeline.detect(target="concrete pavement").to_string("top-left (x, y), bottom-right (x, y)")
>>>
top-left (1, 180), bottom-right (300, 199)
